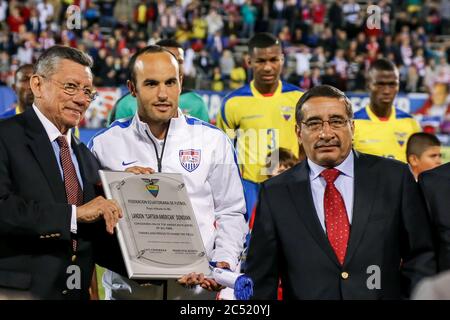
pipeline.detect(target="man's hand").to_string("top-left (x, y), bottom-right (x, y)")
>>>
top-left (177, 261), bottom-right (230, 292)
top-left (125, 166), bottom-right (155, 174)
top-left (77, 196), bottom-right (123, 234)
top-left (178, 272), bottom-right (205, 287)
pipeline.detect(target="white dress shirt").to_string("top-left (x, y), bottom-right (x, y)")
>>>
top-left (308, 151), bottom-right (354, 233)
top-left (33, 105), bottom-right (81, 233)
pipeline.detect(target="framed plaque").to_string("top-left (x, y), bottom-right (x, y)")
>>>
top-left (99, 170), bottom-right (211, 279)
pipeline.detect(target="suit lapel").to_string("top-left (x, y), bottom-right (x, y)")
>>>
top-left (287, 161), bottom-right (341, 267)
top-left (24, 108), bottom-right (67, 203)
top-left (344, 151), bottom-right (378, 266)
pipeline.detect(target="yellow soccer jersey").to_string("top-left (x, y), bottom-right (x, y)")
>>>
top-left (353, 105), bottom-right (421, 163)
top-left (216, 81), bottom-right (303, 183)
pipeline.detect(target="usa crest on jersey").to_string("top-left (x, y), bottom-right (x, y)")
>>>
top-left (179, 149), bottom-right (201, 172)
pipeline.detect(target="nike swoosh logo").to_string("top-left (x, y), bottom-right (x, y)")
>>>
top-left (122, 160), bottom-right (138, 166)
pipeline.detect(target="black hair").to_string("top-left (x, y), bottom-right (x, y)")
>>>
top-left (369, 58), bottom-right (397, 73)
top-left (156, 38), bottom-right (182, 48)
top-left (406, 132), bottom-right (441, 158)
top-left (248, 32), bottom-right (281, 55)
top-left (295, 85), bottom-right (353, 123)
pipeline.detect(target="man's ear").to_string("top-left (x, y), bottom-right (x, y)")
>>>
top-left (408, 154), bottom-right (419, 167)
top-left (127, 80), bottom-right (136, 97)
top-left (179, 73), bottom-right (184, 87)
top-left (30, 74), bottom-right (42, 98)
top-left (295, 123), bottom-right (302, 144)
top-left (246, 55), bottom-right (252, 67)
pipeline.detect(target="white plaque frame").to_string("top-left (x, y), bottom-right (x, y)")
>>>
top-left (99, 170), bottom-right (211, 279)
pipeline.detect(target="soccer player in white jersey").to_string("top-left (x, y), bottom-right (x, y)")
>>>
top-left (89, 45), bottom-right (247, 299)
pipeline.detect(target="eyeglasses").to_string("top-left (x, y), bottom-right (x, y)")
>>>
top-left (301, 118), bottom-right (350, 131)
top-left (40, 75), bottom-right (98, 101)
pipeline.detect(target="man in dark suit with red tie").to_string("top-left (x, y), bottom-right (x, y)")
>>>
top-left (246, 85), bottom-right (436, 299)
top-left (0, 46), bottom-right (122, 299)
top-left (419, 162), bottom-right (450, 272)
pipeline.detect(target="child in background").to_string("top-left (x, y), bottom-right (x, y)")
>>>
top-left (406, 132), bottom-right (442, 181)
top-left (267, 147), bottom-right (300, 177)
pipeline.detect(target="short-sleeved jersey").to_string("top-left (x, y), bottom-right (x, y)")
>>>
top-left (216, 80), bottom-right (303, 183)
top-left (353, 105), bottom-right (421, 163)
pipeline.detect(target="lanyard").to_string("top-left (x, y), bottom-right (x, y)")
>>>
top-left (145, 120), bottom-right (171, 173)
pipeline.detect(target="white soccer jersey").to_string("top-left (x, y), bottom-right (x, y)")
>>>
top-left (89, 110), bottom-right (248, 299)
top-left (90, 110), bottom-right (247, 265)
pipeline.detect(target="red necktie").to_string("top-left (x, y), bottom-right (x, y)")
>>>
top-left (321, 168), bottom-right (350, 265)
top-left (56, 136), bottom-right (83, 206)
top-left (56, 136), bottom-right (82, 255)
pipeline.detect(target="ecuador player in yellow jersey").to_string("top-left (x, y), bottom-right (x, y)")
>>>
top-left (353, 59), bottom-right (421, 163)
top-left (216, 33), bottom-right (303, 219)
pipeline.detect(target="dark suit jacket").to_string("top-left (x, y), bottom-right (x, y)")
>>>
top-left (0, 108), bottom-right (122, 299)
top-left (419, 163), bottom-right (450, 272)
top-left (246, 151), bottom-right (436, 300)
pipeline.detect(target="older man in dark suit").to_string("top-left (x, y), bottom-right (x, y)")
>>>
top-left (246, 85), bottom-right (436, 299)
top-left (0, 46), bottom-right (122, 299)
top-left (419, 162), bottom-right (450, 272)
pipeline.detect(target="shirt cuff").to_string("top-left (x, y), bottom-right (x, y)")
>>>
top-left (71, 205), bottom-right (77, 234)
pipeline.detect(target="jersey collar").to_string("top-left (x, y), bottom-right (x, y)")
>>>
top-left (134, 108), bottom-right (186, 139)
top-left (250, 80), bottom-right (282, 98)
top-left (365, 105), bottom-right (396, 122)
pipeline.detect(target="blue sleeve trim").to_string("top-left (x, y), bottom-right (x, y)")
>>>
top-left (281, 81), bottom-right (302, 93)
top-left (395, 108), bottom-right (413, 119)
top-left (353, 107), bottom-right (370, 120)
top-left (87, 118), bottom-right (132, 149)
top-left (185, 116), bottom-right (221, 131)
top-left (0, 108), bottom-right (17, 119)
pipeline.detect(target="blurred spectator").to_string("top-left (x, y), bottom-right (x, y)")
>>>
top-left (205, 8), bottom-right (224, 41)
top-left (212, 66), bottom-right (224, 92)
top-left (299, 70), bottom-right (312, 91)
top-left (160, 5), bottom-right (177, 38)
top-left (0, 0), bottom-right (6, 26)
top-left (220, 49), bottom-right (235, 87)
top-left (271, 0), bottom-right (285, 36)
top-left (406, 65), bottom-right (419, 93)
top-left (416, 83), bottom-right (450, 134)
top-left (229, 58), bottom-right (246, 90)
top-left (321, 64), bottom-right (338, 88)
top-left (328, 0), bottom-right (344, 31)
top-left (295, 45), bottom-right (311, 77)
top-left (342, 0), bottom-right (361, 38)
top-left (311, 0), bottom-right (326, 35)
top-left (241, 0), bottom-right (257, 39)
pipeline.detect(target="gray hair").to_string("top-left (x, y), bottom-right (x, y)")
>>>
top-left (34, 45), bottom-right (93, 77)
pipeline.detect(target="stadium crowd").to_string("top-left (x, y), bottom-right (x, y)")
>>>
top-left (0, 0), bottom-right (449, 94)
